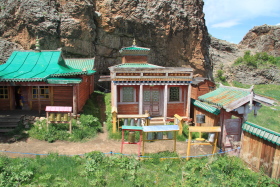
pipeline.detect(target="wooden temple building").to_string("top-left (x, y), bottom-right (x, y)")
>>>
top-left (100, 41), bottom-right (193, 119)
top-left (0, 39), bottom-right (95, 114)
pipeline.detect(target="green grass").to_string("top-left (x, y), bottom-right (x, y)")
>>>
top-left (0, 152), bottom-right (278, 186)
top-left (232, 81), bottom-right (280, 132)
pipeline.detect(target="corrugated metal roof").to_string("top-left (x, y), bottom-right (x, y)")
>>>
top-left (114, 63), bottom-right (163, 68)
top-left (64, 58), bottom-right (95, 70)
top-left (191, 99), bottom-right (220, 115)
top-left (198, 87), bottom-right (250, 109)
top-left (0, 51), bottom-right (95, 82)
top-left (46, 77), bottom-right (82, 84)
top-left (242, 121), bottom-right (280, 146)
top-left (120, 46), bottom-right (150, 51)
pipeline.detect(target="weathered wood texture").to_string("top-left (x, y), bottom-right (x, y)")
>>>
top-left (77, 75), bottom-right (94, 112)
top-left (191, 106), bottom-right (220, 126)
top-left (240, 131), bottom-right (280, 179)
top-left (191, 80), bottom-right (215, 99)
top-left (0, 99), bottom-right (10, 110)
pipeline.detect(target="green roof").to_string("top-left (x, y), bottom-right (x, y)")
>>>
top-left (0, 51), bottom-right (95, 82)
top-left (119, 45), bottom-right (150, 56)
top-left (114, 63), bottom-right (163, 68)
top-left (191, 99), bottom-right (220, 115)
top-left (65, 58), bottom-right (95, 71)
top-left (198, 86), bottom-right (251, 110)
top-left (46, 77), bottom-right (82, 84)
top-left (242, 121), bottom-right (280, 146)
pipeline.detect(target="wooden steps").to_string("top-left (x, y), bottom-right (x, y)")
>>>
top-left (0, 115), bottom-right (24, 132)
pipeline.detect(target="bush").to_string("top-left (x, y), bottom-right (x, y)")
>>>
top-left (28, 115), bottom-right (102, 142)
top-left (216, 69), bottom-right (226, 82)
top-left (234, 51), bottom-right (280, 68)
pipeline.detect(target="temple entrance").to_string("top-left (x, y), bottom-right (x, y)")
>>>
top-left (14, 86), bottom-right (22, 109)
top-left (143, 86), bottom-right (161, 116)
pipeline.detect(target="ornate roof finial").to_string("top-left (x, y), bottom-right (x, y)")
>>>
top-left (35, 36), bottom-right (41, 52)
top-left (132, 38), bottom-right (136, 46)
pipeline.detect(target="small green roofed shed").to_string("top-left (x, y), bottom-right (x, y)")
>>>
top-left (198, 85), bottom-right (254, 112)
top-left (0, 50), bottom-right (95, 83)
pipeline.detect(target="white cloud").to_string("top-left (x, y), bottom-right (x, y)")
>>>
top-left (211, 20), bottom-right (240, 28)
top-left (277, 23), bottom-right (280, 26)
top-left (204, 0), bottom-right (280, 26)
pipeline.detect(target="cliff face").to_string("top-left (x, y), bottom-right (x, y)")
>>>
top-left (0, 0), bottom-right (211, 80)
top-left (210, 25), bottom-right (280, 85)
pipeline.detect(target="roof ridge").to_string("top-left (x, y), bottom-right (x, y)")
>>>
top-left (220, 84), bottom-right (253, 92)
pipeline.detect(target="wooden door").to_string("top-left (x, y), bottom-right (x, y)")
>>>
top-left (222, 118), bottom-right (242, 151)
top-left (143, 87), bottom-right (161, 116)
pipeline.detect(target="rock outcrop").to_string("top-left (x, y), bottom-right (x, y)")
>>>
top-left (0, 0), bottom-right (212, 82)
top-left (0, 39), bottom-right (23, 64)
top-left (210, 24), bottom-right (280, 85)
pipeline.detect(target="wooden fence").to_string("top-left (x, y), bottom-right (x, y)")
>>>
top-left (240, 122), bottom-right (280, 179)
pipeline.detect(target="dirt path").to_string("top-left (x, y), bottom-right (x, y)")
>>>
top-left (0, 124), bottom-right (215, 158)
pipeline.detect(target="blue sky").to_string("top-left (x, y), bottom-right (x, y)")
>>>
top-left (203, 0), bottom-right (280, 44)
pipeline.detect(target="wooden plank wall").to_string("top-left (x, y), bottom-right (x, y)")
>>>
top-left (192, 106), bottom-right (220, 127)
top-left (53, 86), bottom-right (73, 106)
top-left (240, 131), bottom-right (280, 179)
top-left (77, 75), bottom-right (94, 112)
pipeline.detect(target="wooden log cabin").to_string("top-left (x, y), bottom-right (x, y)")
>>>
top-left (0, 42), bottom-right (95, 114)
top-left (101, 40), bottom-right (193, 119)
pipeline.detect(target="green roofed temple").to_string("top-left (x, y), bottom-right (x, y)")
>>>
top-left (0, 49), bottom-right (95, 114)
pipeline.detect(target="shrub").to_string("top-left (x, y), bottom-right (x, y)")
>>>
top-left (216, 69), bottom-right (226, 82)
top-left (234, 51), bottom-right (280, 68)
top-left (28, 115), bottom-right (102, 142)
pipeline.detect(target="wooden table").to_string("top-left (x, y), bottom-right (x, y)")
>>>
top-left (186, 126), bottom-right (221, 160)
top-left (142, 125), bottom-right (179, 155)
top-left (121, 126), bottom-right (143, 157)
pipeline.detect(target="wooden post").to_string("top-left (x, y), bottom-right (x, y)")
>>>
top-left (164, 85), bottom-right (168, 119)
top-left (69, 113), bottom-right (72, 134)
top-left (46, 111), bottom-right (49, 131)
top-left (112, 106), bottom-right (117, 133)
top-left (187, 131), bottom-right (192, 160)
top-left (38, 86), bottom-right (41, 116)
top-left (174, 131), bottom-right (177, 152)
top-left (73, 85), bottom-right (77, 115)
top-left (145, 110), bottom-right (150, 126)
top-left (174, 114), bottom-right (183, 135)
top-left (139, 84), bottom-right (143, 115)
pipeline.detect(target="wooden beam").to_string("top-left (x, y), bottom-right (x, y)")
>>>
top-left (164, 85), bottom-right (168, 119)
top-left (188, 126), bottom-right (221, 133)
top-left (73, 85), bottom-right (77, 115)
top-left (139, 84), bottom-right (143, 114)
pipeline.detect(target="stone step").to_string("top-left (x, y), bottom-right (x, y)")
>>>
top-left (0, 129), bottom-right (14, 132)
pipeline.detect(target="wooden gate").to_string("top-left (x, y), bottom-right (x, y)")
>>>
top-left (222, 118), bottom-right (242, 153)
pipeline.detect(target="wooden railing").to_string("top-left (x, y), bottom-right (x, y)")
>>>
top-left (111, 108), bottom-right (150, 133)
top-left (173, 114), bottom-right (192, 135)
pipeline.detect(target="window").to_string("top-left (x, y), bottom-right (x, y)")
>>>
top-left (122, 87), bottom-right (134, 102)
top-left (169, 87), bottom-right (180, 101)
top-left (0, 86), bottom-right (8, 99)
top-left (32, 86), bottom-right (49, 99)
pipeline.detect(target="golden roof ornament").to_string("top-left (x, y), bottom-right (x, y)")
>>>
top-left (35, 36), bottom-right (41, 52)
top-left (132, 38), bottom-right (136, 46)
